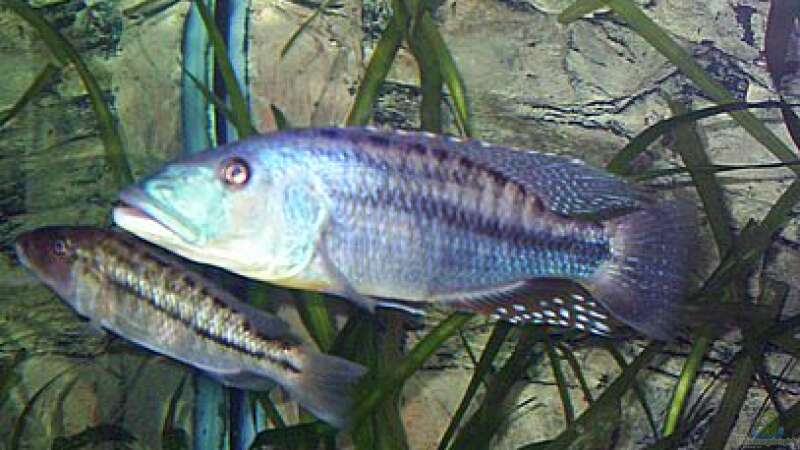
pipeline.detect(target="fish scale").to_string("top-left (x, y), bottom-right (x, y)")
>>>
top-left (318, 140), bottom-right (612, 299)
top-left (15, 226), bottom-right (368, 428)
top-left (114, 126), bottom-right (698, 340)
top-left (75, 237), bottom-right (298, 369)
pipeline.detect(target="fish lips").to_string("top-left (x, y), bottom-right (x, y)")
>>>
top-left (114, 188), bottom-right (204, 246)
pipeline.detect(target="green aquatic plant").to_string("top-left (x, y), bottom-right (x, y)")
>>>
top-left (2, 0), bottom-right (133, 189)
top-left (50, 424), bottom-right (136, 450)
top-left (6, 0), bottom-right (800, 448)
top-left (0, 63), bottom-right (59, 129)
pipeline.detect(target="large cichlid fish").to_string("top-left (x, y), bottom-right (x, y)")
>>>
top-left (14, 226), bottom-right (366, 428)
top-left (113, 127), bottom-right (695, 341)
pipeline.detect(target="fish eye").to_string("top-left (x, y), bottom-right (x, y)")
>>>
top-left (221, 157), bottom-right (250, 187)
top-left (52, 239), bottom-right (67, 256)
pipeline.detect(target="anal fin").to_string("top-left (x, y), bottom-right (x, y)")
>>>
top-left (432, 278), bottom-right (620, 336)
top-left (209, 369), bottom-right (276, 392)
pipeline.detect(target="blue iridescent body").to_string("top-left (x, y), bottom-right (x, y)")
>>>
top-left (114, 127), bottom-right (694, 340)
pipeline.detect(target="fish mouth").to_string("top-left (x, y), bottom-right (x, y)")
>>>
top-left (113, 188), bottom-right (202, 246)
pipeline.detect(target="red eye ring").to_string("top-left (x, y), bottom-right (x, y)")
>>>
top-left (221, 157), bottom-right (250, 187)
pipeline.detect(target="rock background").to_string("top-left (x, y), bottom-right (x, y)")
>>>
top-left (1, 0), bottom-right (800, 449)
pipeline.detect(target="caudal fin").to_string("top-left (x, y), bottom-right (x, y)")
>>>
top-left (587, 200), bottom-right (695, 341)
top-left (286, 350), bottom-right (368, 429)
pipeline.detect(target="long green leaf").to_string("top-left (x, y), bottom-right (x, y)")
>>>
top-left (0, 63), bottom-right (59, 128)
top-left (558, 0), bottom-right (610, 24)
top-left (608, 100), bottom-right (800, 176)
top-left (402, 0), bottom-right (443, 133)
top-left (661, 99), bottom-right (734, 436)
top-left (280, 0), bottom-right (336, 58)
top-left (662, 335), bottom-right (712, 436)
top-left (701, 280), bottom-right (789, 449)
top-left (185, 70), bottom-right (237, 120)
top-left (3, 0), bottom-right (133, 188)
top-left (332, 311), bottom-right (407, 450)
top-left (605, 0), bottom-right (798, 173)
top-left (255, 392), bottom-right (286, 429)
top-left (346, 5), bottom-right (409, 126)
top-left (557, 343), bottom-right (594, 404)
top-left (604, 343), bottom-right (658, 438)
top-left (51, 375), bottom-right (81, 439)
top-left (296, 292), bottom-right (337, 352)
top-left (350, 312), bottom-right (473, 430)
top-left (10, 368), bottom-right (73, 450)
top-left (0, 351), bottom-right (25, 406)
top-left (526, 342), bottom-right (664, 450)
top-left (450, 328), bottom-right (542, 450)
top-left (418, 14), bottom-right (472, 136)
top-left (543, 335), bottom-right (574, 425)
top-left (438, 322), bottom-right (511, 450)
top-left (632, 159), bottom-right (800, 182)
top-left (699, 176), bottom-right (800, 299)
top-left (51, 425), bottom-right (136, 450)
top-left (191, 0), bottom-right (256, 138)
top-left (161, 374), bottom-right (189, 450)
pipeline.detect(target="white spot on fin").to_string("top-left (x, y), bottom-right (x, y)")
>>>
top-left (589, 310), bottom-right (607, 320)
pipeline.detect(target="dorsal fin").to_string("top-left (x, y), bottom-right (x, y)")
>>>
top-left (447, 138), bottom-right (649, 217)
top-left (380, 128), bottom-right (650, 218)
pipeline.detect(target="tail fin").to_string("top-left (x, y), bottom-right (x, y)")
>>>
top-left (285, 350), bottom-right (368, 429)
top-left (586, 200), bottom-right (695, 341)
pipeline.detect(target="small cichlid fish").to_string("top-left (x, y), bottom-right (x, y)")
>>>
top-left (15, 226), bottom-right (366, 428)
top-left (113, 127), bottom-right (695, 341)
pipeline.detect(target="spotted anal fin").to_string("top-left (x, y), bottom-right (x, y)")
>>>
top-left (432, 279), bottom-right (619, 336)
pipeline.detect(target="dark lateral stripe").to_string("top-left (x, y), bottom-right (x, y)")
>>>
top-left (330, 187), bottom-right (610, 261)
top-left (89, 247), bottom-right (301, 374)
top-left (308, 129), bottom-right (489, 189)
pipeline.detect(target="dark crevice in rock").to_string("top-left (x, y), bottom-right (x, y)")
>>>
top-left (361, 0), bottom-right (393, 52)
top-left (513, 84), bottom-right (662, 139)
top-left (373, 81), bottom-right (421, 129)
top-left (372, 80), bottom-right (456, 131)
top-left (733, 3), bottom-right (756, 47)
top-left (38, 1), bottom-right (123, 57)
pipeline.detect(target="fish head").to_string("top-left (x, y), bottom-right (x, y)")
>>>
top-left (14, 226), bottom-right (102, 298)
top-left (113, 138), bottom-right (303, 279)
